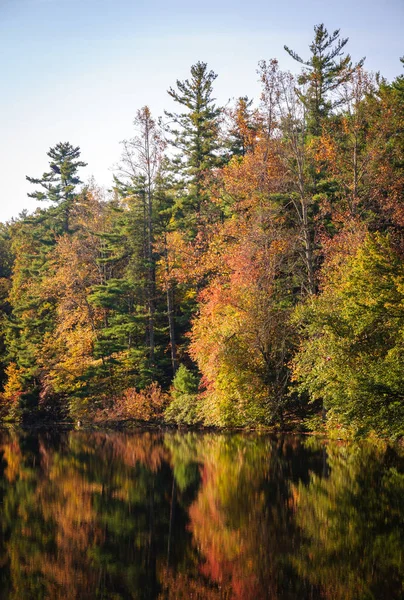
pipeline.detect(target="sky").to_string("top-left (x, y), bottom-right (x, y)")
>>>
top-left (0, 0), bottom-right (403, 222)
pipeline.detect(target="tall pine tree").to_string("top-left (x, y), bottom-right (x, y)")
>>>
top-left (165, 61), bottom-right (221, 235)
top-left (26, 142), bottom-right (87, 233)
top-left (284, 24), bottom-right (364, 136)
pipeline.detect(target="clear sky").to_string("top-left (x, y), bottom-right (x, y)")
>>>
top-left (0, 0), bottom-right (403, 222)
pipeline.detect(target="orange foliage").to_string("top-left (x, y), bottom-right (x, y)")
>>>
top-left (221, 138), bottom-right (284, 211)
top-left (177, 134), bottom-right (298, 425)
top-left (158, 567), bottom-right (229, 599)
top-left (111, 382), bottom-right (168, 421)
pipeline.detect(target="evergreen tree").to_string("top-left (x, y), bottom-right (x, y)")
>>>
top-left (26, 142), bottom-right (87, 232)
top-left (284, 24), bottom-right (364, 136)
top-left (165, 61), bottom-right (221, 234)
top-left (114, 107), bottom-right (165, 368)
top-left (0, 224), bottom-right (13, 391)
top-left (153, 166), bottom-right (180, 376)
top-left (164, 364), bottom-right (200, 425)
top-left (392, 56), bottom-right (404, 98)
top-left (4, 213), bottom-right (59, 418)
top-left (87, 200), bottom-right (153, 395)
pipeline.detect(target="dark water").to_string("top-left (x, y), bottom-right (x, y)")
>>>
top-left (0, 431), bottom-right (402, 600)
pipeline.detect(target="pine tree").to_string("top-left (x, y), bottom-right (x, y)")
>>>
top-left (85, 198), bottom-right (150, 396)
top-left (153, 167), bottom-right (179, 376)
top-left (26, 142), bottom-right (87, 232)
top-left (0, 224), bottom-right (13, 391)
top-left (165, 61), bottom-right (221, 234)
top-left (114, 107), bottom-right (165, 368)
top-left (285, 24), bottom-right (364, 136)
top-left (4, 212), bottom-right (58, 417)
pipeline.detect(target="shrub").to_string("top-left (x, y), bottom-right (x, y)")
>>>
top-left (113, 382), bottom-right (168, 421)
top-left (164, 365), bottom-right (202, 426)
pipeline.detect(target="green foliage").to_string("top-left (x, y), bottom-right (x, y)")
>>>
top-left (285, 23), bottom-right (364, 135)
top-left (294, 441), bottom-right (404, 599)
top-left (26, 142), bottom-right (87, 233)
top-left (165, 61), bottom-right (222, 234)
top-left (164, 365), bottom-right (201, 425)
top-left (292, 233), bottom-right (404, 439)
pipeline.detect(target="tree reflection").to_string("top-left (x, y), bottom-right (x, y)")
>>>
top-left (0, 432), bottom-right (176, 599)
top-left (0, 431), bottom-right (402, 599)
top-left (178, 435), bottom-right (323, 600)
top-left (293, 441), bottom-right (404, 600)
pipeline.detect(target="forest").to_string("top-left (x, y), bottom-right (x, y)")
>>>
top-left (0, 24), bottom-right (403, 439)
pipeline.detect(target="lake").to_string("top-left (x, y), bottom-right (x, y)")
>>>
top-left (0, 430), bottom-right (402, 599)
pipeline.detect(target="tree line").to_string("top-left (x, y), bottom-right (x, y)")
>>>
top-left (0, 24), bottom-right (403, 438)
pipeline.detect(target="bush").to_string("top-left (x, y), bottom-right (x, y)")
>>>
top-left (164, 365), bottom-right (202, 426)
top-left (113, 382), bottom-right (168, 421)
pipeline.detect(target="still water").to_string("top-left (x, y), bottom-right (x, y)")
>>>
top-left (0, 430), bottom-right (402, 600)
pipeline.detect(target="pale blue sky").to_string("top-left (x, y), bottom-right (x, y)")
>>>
top-left (1, 0), bottom-right (403, 222)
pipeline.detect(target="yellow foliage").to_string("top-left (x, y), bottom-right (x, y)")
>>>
top-left (2, 362), bottom-right (24, 404)
top-left (112, 382), bottom-right (168, 421)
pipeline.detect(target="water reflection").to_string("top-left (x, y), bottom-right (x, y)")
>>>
top-left (0, 431), bottom-right (402, 599)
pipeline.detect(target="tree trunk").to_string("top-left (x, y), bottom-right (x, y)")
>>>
top-left (167, 284), bottom-right (178, 375)
top-left (301, 201), bottom-right (316, 295)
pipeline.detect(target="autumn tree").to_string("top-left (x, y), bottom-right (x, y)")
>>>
top-left (224, 96), bottom-right (260, 158)
top-left (292, 233), bottom-right (404, 439)
top-left (3, 210), bottom-right (62, 418)
top-left (38, 191), bottom-right (110, 416)
top-left (259, 60), bottom-right (317, 293)
top-left (189, 138), bottom-right (298, 426)
top-left (312, 67), bottom-right (377, 218)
